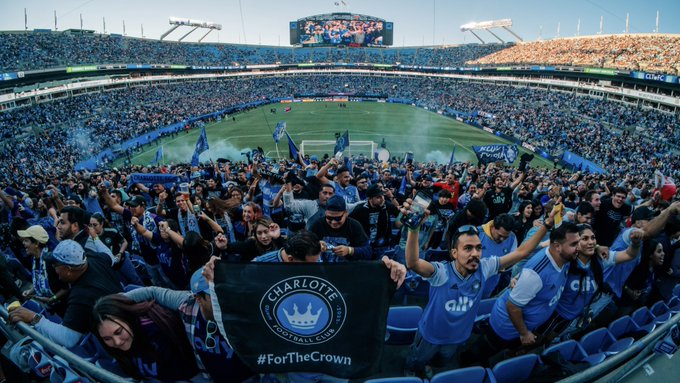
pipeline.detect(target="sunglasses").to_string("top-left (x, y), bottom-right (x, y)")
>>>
top-left (325, 215), bottom-right (344, 222)
top-left (456, 225), bottom-right (479, 235)
top-left (205, 320), bottom-right (218, 349)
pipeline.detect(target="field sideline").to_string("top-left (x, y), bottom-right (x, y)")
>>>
top-left (116, 102), bottom-right (553, 168)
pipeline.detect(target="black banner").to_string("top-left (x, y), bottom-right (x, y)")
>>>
top-left (213, 262), bottom-right (395, 379)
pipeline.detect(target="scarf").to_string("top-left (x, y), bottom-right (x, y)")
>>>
top-left (178, 209), bottom-right (200, 236)
top-left (130, 211), bottom-right (157, 253)
top-left (32, 248), bottom-right (52, 297)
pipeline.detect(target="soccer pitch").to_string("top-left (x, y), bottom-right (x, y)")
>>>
top-left (118, 102), bottom-right (553, 168)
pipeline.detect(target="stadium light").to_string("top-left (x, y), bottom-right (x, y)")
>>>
top-left (161, 17), bottom-right (223, 42)
top-left (459, 18), bottom-right (522, 44)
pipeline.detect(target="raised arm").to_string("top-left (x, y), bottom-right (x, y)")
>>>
top-left (99, 184), bottom-right (124, 215)
top-left (499, 210), bottom-right (555, 270)
top-left (315, 158), bottom-right (337, 184)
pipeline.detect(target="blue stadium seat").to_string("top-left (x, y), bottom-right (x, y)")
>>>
top-left (364, 377), bottom-right (423, 383)
top-left (22, 299), bottom-right (45, 314)
top-left (49, 355), bottom-right (91, 383)
top-left (667, 296), bottom-right (680, 313)
top-left (672, 283), bottom-right (680, 298)
top-left (385, 306), bottom-right (422, 345)
top-left (651, 300), bottom-right (670, 317)
top-left (492, 353), bottom-right (540, 383)
top-left (630, 307), bottom-right (657, 332)
top-left (475, 298), bottom-right (496, 322)
top-left (542, 340), bottom-right (605, 366)
top-left (430, 366), bottom-right (494, 383)
top-left (578, 328), bottom-right (633, 358)
top-left (608, 315), bottom-right (647, 339)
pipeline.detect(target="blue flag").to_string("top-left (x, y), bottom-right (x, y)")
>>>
top-left (191, 127), bottom-right (209, 166)
top-left (334, 130), bottom-right (350, 155)
top-left (398, 173), bottom-right (407, 196)
top-left (151, 146), bottom-right (164, 165)
top-left (448, 146), bottom-right (457, 168)
top-left (285, 131), bottom-right (299, 161)
top-left (472, 144), bottom-right (519, 165)
top-left (344, 156), bottom-right (353, 176)
top-left (273, 121), bottom-right (286, 144)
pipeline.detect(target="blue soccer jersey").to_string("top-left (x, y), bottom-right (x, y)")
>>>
top-left (556, 255), bottom-right (616, 320)
top-left (418, 257), bottom-right (500, 345)
top-left (478, 226), bottom-right (517, 298)
top-left (604, 228), bottom-right (641, 298)
top-left (490, 248), bottom-right (570, 340)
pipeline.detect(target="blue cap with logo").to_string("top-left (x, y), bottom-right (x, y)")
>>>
top-left (191, 267), bottom-right (210, 295)
top-left (45, 240), bottom-right (86, 267)
top-left (325, 195), bottom-right (347, 212)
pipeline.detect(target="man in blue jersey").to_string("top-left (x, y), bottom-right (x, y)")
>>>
top-left (477, 213), bottom-right (518, 298)
top-left (467, 222), bottom-right (580, 366)
top-left (316, 158), bottom-right (360, 204)
top-left (403, 201), bottom-right (556, 377)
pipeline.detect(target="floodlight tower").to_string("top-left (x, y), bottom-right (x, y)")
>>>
top-left (460, 19), bottom-right (523, 44)
top-left (161, 17), bottom-right (222, 42)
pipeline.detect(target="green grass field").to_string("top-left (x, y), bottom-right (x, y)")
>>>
top-left (117, 102), bottom-right (553, 168)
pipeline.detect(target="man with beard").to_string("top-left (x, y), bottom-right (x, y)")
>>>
top-left (403, 201), bottom-right (555, 377)
top-left (465, 222), bottom-right (580, 367)
top-left (594, 187), bottom-right (632, 246)
top-left (484, 172), bottom-right (525, 220)
top-left (350, 184), bottom-right (401, 258)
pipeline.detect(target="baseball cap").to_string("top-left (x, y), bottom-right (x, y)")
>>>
top-left (126, 195), bottom-right (147, 207)
top-left (44, 240), bottom-right (85, 267)
top-left (190, 267), bottom-right (210, 295)
top-left (17, 225), bottom-right (49, 244)
top-left (325, 196), bottom-right (347, 212)
top-left (421, 174), bottom-right (433, 182)
top-left (310, 155), bottom-right (319, 162)
top-left (366, 184), bottom-right (385, 198)
top-left (65, 194), bottom-right (82, 205)
top-left (631, 206), bottom-right (656, 223)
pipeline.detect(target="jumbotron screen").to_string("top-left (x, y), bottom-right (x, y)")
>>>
top-left (290, 13), bottom-right (393, 47)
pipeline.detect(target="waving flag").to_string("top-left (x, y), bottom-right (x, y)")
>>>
top-left (472, 144), bottom-right (518, 165)
top-left (212, 261), bottom-right (394, 379)
top-left (273, 121), bottom-right (286, 144)
top-left (334, 130), bottom-right (350, 156)
top-left (151, 146), bottom-right (164, 165)
top-left (448, 146), bottom-right (457, 168)
top-left (191, 127), bottom-right (209, 166)
top-left (285, 131), bottom-right (300, 161)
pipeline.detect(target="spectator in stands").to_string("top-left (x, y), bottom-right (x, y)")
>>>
top-left (56, 206), bottom-right (114, 260)
top-left (350, 184), bottom-right (401, 258)
top-left (8, 240), bottom-right (122, 348)
top-left (89, 212), bottom-right (142, 286)
top-left (308, 196), bottom-right (371, 262)
top-left (512, 200), bottom-right (535, 244)
top-left (282, 182), bottom-right (335, 226)
top-left (469, 222), bottom-right (579, 366)
top-left (18, 225), bottom-right (69, 316)
top-left (222, 217), bottom-right (285, 262)
top-left (477, 214), bottom-right (518, 298)
top-left (426, 189), bottom-right (456, 249)
top-left (92, 294), bottom-right (200, 381)
top-left (316, 159), bottom-right (360, 204)
top-left (404, 200), bottom-right (555, 377)
top-left (445, 199), bottom-right (488, 252)
top-left (594, 187), bottom-right (632, 247)
top-left (484, 172), bottom-right (525, 220)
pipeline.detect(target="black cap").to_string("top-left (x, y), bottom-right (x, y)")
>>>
top-left (325, 196), bottom-right (347, 212)
top-left (366, 184), bottom-right (385, 198)
top-left (631, 206), bottom-right (656, 223)
top-left (126, 195), bottom-right (147, 207)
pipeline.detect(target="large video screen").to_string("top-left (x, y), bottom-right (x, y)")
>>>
top-left (298, 19), bottom-right (386, 47)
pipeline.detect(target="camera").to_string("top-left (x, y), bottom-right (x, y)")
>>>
top-left (518, 153), bottom-right (535, 172)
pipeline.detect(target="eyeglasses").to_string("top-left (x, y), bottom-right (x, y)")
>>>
top-left (205, 320), bottom-right (218, 349)
top-left (325, 215), bottom-right (344, 222)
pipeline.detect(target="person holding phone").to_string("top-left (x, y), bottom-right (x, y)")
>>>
top-left (403, 199), bottom-right (556, 377)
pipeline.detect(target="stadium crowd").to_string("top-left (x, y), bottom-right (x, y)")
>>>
top-left (2, 32), bottom-right (679, 75)
top-left (0, 31), bottom-right (505, 72)
top-left (1, 75), bottom-right (677, 188)
top-left (1, 138), bottom-right (680, 381)
top-left (470, 34), bottom-right (680, 75)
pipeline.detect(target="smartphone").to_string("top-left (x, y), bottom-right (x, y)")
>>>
top-left (404, 191), bottom-right (432, 229)
top-left (193, 205), bottom-right (202, 214)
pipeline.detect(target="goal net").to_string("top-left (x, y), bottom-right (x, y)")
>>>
top-left (300, 140), bottom-right (377, 158)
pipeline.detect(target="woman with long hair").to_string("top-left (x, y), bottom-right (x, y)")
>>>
top-left (551, 224), bottom-right (642, 339)
top-left (92, 294), bottom-right (199, 381)
top-left (620, 238), bottom-right (665, 311)
top-left (234, 202), bottom-right (263, 241)
top-left (512, 200), bottom-right (535, 244)
top-left (224, 217), bottom-right (285, 262)
top-left (89, 213), bottom-right (143, 287)
top-left (206, 197), bottom-right (241, 242)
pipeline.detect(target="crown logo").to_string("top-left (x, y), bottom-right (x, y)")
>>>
top-left (283, 302), bottom-right (322, 329)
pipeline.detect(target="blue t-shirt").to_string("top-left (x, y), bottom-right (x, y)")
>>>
top-left (478, 227), bottom-right (517, 298)
top-left (419, 257), bottom-right (500, 345)
top-left (605, 228), bottom-right (641, 298)
top-left (556, 254), bottom-right (616, 320)
top-left (490, 248), bottom-right (570, 340)
top-left (329, 181), bottom-right (360, 204)
top-left (259, 179), bottom-right (283, 218)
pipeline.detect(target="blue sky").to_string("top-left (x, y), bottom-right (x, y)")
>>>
top-left (3, 0), bottom-right (678, 46)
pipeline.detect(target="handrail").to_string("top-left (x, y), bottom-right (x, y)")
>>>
top-left (557, 311), bottom-right (680, 383)
top-left (0, 306), bottom-right (131, 383)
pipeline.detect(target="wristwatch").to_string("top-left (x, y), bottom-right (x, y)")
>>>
top-left (30, 313), bottom-right (43, 326)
